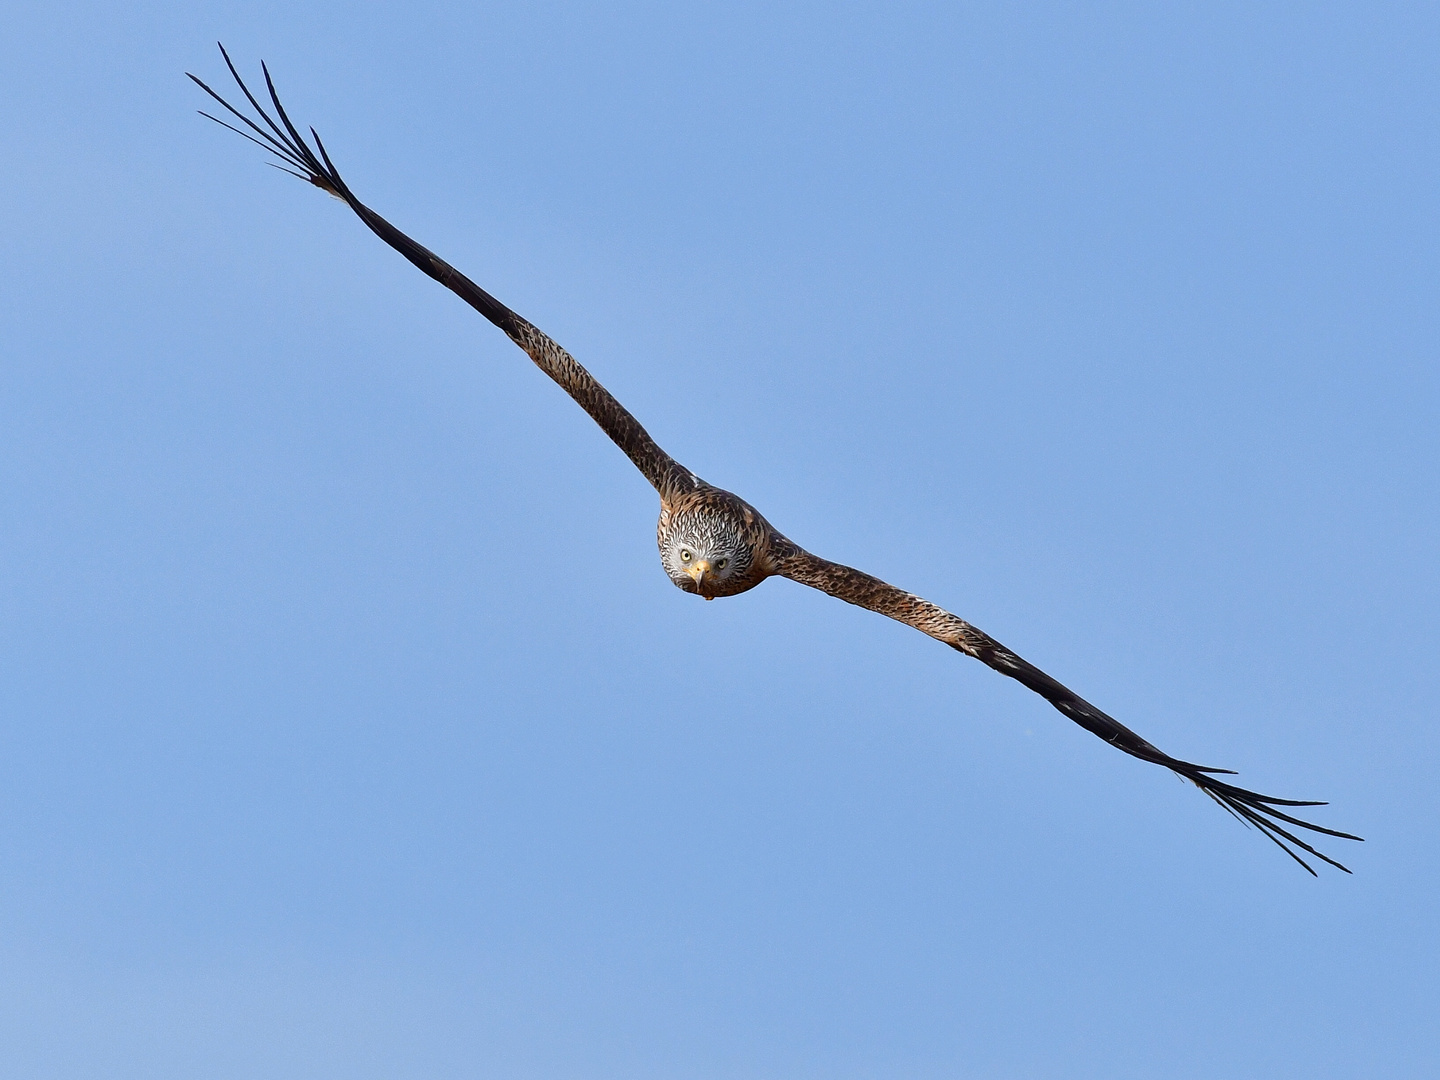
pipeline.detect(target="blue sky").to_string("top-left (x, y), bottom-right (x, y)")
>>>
top-left (2, 2), bottom-right (1437, 1076)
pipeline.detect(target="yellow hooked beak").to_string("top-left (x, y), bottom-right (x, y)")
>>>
top-left (687, 559), bottom-right (713, 598)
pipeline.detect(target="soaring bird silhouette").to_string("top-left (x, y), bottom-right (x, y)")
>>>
top-left (190, 45), bottom-right (1360, 874)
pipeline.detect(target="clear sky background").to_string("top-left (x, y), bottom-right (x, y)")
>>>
top-left (2, 2), bottom-right (1437, 1077)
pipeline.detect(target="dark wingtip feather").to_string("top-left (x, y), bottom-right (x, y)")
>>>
top-left (968, 638), bottom-right (1362, 873)
top-left (1166, 755), bottom-right (1360, 874)
top-left (190, 43), bottom-right (348, 200)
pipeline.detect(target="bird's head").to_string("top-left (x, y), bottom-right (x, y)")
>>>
top-left (659, 510), bottom-right (759, 599)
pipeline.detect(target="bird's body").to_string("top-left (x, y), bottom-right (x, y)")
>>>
top-left (191, 47), bottom-right (1361, 874)
top-left (658, 483), bottom-right (781, 600)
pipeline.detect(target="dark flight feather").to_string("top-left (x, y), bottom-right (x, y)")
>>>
top-left (189, 46), bottom-right (683, 495)
top-left (778, 551), bottom-right (1360, 874)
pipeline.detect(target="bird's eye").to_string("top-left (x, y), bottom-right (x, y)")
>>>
top-left (680, 549), bottom-right (692, 562)
top-left (716, 558), bottom-right (728, 570)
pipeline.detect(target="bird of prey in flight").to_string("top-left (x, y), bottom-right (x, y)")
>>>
top-left (190, 45), bottom-right (1360, 874)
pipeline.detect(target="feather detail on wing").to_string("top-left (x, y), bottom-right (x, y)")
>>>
top-left (188, 45), bottom-right (687, 498)
top-left (776, 549), bottom-right (1362, 874)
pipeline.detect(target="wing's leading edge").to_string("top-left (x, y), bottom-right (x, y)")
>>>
top-left (189, 44), bottom-right (686, 497)
top-left (778, 550), bottom-right (1361, 874)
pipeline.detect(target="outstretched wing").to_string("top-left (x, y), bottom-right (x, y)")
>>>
top-left (777, 549), bottom-right (1361, 874)
top-left (188, 45), bottom-right (687, 498)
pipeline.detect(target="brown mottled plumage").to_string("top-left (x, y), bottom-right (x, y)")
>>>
top-left (190, 46), bottom-right (1361, 874)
